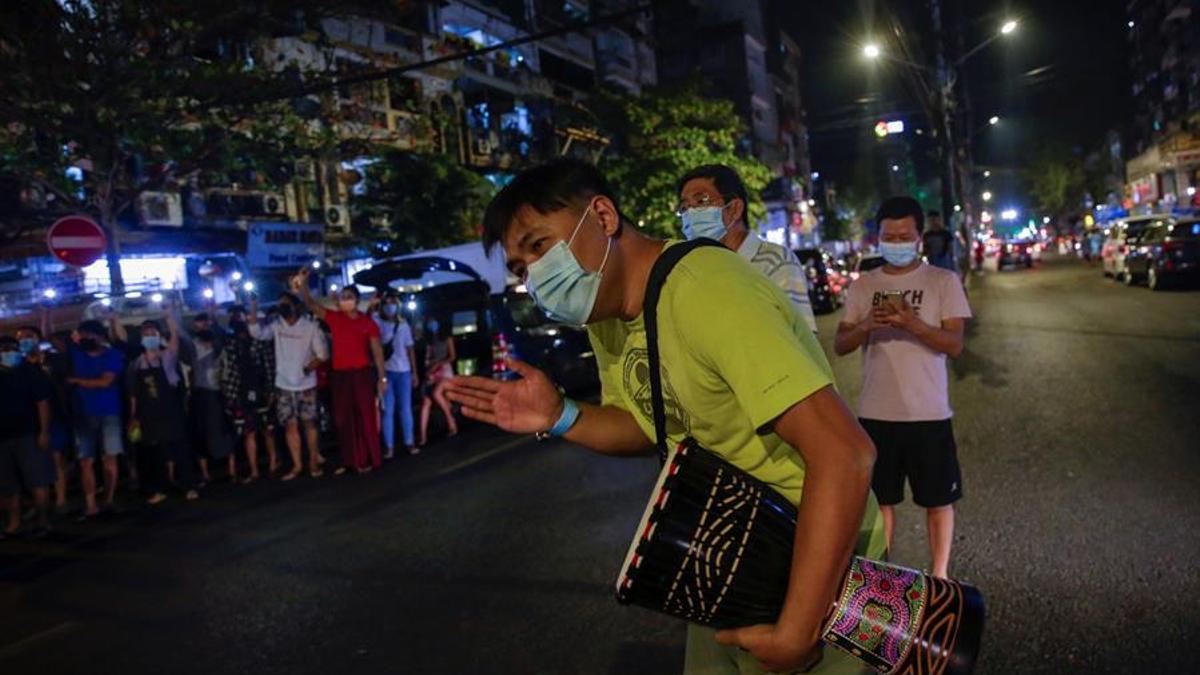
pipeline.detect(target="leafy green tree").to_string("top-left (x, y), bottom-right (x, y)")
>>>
top-left (357, 151), bottom-right (495, 253)
top-left (590, 84), bottom-right (775, 238)
top-left (1024, 146), bottom-right (1086, 218)
top-left (0, 0), bottom-right (393, 291)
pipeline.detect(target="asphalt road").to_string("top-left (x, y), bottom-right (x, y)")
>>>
top-left (2, 255), bottom-right (1198, 674)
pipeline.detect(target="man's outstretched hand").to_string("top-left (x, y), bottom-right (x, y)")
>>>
top-left (444, 360), bottom-right (561, 434)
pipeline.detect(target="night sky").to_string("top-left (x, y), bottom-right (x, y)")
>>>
top-left (790, 0), bottom-right (1132, 207)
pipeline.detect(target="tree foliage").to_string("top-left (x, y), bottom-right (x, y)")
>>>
top-left (358, 151), bottom-right (495, 253)
top-left (1024, 146), bottom-right (1086, 217)
top-left (0, 0), bottom-right (395, 288)
top-left (590, 84), bottom-right (775, 238)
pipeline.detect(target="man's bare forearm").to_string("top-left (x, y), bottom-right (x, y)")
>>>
top-left (562, 402), bottom-right (654, 457)
top-left (772, 388), bottom-right (875, 644)
top-left (907, 321), bottom-right (963, 357)
top-left (834, 320), bottom-right (869, 356)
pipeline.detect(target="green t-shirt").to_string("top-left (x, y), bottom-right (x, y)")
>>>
top-left (588, 242), bottom-right (885, 555)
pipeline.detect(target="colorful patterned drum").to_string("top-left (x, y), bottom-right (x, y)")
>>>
top-left (616, 440), bottom-right (986, 675)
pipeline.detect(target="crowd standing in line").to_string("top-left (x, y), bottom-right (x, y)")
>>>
top-left (0, 274), bottom-right (462, 537)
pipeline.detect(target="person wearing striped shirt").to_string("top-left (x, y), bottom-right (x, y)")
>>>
top-left (675, 165), bottom-right (819, 334)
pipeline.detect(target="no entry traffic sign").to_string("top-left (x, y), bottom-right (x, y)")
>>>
top-left (46, 215), bottom-right (107, 267)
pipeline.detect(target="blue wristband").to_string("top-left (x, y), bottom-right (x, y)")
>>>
top-left (548, 397), bottom-right (580, 437)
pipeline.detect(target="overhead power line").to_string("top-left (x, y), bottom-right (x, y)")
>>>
top-left (217, 2), bottom-right (657, 109)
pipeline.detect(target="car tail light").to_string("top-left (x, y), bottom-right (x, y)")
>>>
top-left (492, 332), bottom-right (513, 379)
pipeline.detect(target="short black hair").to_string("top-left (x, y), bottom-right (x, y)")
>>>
top-left (140, 320), bottom-right (161, 332)
top-left (341, 285), bottom-right (360, 299)
top-left (675, 164), bottom-right (750, 224)
top-left (482, 159), bottom-right (622, 254)
top-left (192, 312), bottom-right (211, 323)
top-left (0, 335), bottom-right (17, 349)
top-left (875, 196), bottom-right (926, 234)
top-left (277, 291), bottom-right (300, 305)
top-left (78, 319), bottom-right (106, 337)
top-left (927, 210), bottom-right (942, 218)
top-left (17, 325), bottom-right (41, 338)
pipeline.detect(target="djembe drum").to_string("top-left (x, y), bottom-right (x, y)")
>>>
top-left (616, 440), bottom-right (985, 675)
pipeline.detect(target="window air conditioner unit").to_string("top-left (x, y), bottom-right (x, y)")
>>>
top-left (259, 192), bottom-right (286, 216)
top-left (205, 189), bottom-right (287, 219)
top-left (325, 205), bottom-right (351, 232)
top-left (137, 191), bottom-right (184, 227)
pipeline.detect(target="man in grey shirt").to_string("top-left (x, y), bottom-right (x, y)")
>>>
top-left (675, 164), bottom-right (819, 333)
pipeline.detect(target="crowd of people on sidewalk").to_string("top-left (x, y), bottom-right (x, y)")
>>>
top-left (0, 269), bottom-right (464, 538)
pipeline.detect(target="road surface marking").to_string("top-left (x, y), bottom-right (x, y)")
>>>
top-left (0, 621), bottom-right (79, 659)
top-left (434, 435), bottom-right (535, 477)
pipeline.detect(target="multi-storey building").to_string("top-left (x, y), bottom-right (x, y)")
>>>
top-left (654, 0), bottom-right (816, 244)
top-left (1125, 0), bottom-right (1200, 213)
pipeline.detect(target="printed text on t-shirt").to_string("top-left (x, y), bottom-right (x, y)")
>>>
top-left (871, 290), bottom-right (924, 314)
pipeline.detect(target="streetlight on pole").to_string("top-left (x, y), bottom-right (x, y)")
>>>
top-left (861, 12), bottom-right (1021, 275)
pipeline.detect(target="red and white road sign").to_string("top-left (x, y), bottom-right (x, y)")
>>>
top-left (46, 215), bottom-right (107, 267)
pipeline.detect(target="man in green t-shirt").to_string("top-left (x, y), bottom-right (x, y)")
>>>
top-left (445, 160), bottom-right (885, 675)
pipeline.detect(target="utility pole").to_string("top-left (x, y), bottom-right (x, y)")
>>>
top-left (929, 0), bottom-right (958, 225)
top-left (952, 3), bottom-right (977, 277)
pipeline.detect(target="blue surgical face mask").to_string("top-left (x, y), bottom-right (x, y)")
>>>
top-left (142, 335), bottom-right (162, 351)
top-left (17, 338), bottom-right (37, 355)
top-left (382, 303), bottom-right (398, 317)
top-left (525, 202), bottom-right (611, 326)
top-left (427, 320), bottom-right (439, 333)
top-left (680, 204), bottom-right (731, 241)
top-left (880, 241), bottom-right (920, 267)
top-left (0, 351), bottom-right (21, 368)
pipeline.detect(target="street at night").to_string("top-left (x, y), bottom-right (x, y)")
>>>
top-left (4, 1), bottom-right (1200, 673)
top-left (3, 256), bottom-right (1197, 675)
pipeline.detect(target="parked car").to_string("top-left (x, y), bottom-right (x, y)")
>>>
top-left (850, 253), bottom-right (886, 281)
top-left (1102, 215), bottom-right (1167, 279)
top-left (1122, 218), bottom-right (1200, 290)
top-left (352, 255), bottom-right (599, 394)
top-left (793, 248), bottom-right (846, 314)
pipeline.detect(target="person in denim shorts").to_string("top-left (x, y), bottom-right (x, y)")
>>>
top-left (66, 320), bottom-right (126, 518)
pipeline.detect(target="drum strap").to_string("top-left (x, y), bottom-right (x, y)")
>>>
top-left (643, 238), bottom-right (723, 463)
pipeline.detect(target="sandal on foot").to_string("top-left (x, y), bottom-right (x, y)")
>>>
top-left (280, 469), bottom-right (301, 482)
top-left (333, 466), bottom-right (348, 476)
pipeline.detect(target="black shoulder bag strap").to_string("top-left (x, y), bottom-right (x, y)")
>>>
top-left (644, 239), bottom-right (723, 463)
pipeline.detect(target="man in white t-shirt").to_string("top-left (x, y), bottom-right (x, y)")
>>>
top-left (373, 293), bottom-right (418, 458)
top-left (249, 293), bottom-right (327, 480)
top-left (834, 195), bottom-right (972, 579)
top-left (675, 164), bottom-right (819, 333)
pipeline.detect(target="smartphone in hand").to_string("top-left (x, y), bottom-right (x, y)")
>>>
top-left (881, 290), bottom-right (905, 314)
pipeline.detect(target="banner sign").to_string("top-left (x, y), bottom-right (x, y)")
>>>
top-left (246, 222), bottom-right (325, 268)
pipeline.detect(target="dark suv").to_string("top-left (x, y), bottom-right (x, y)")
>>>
top-left (353, 256), bottom-right (598, 393)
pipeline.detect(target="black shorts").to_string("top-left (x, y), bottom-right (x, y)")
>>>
top-left (860, 418), bottom-right (962, 508)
